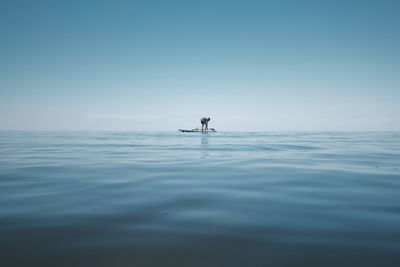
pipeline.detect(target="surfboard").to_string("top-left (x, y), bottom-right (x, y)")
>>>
top-left (179, 128), bottom-right (216, 132)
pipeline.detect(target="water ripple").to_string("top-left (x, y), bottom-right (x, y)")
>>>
top-left (1, 131), bottom-right (400, 266)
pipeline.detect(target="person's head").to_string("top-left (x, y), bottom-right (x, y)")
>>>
top-left (207, 118), bottom-right (210, 121)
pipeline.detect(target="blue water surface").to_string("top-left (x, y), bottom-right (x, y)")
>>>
top-left (0, 131), bottom-right (400, 267)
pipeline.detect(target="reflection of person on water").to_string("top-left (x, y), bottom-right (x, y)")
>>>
top-left (200, 117), bottom-right (211, 131)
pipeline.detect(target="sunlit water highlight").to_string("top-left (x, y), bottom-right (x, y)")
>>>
top-left (1, 131), bottom-right (400, 266)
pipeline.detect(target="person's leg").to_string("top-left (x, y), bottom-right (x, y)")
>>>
top-left (205, 123), bottom-right (208, 130)
top-left (201, 123), bottom-right (204, 131)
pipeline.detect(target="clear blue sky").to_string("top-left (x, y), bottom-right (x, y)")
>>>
top-left (1, 0), bottom-right (399, 131)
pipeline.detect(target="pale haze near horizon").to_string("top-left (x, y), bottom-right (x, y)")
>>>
top-left (1, 0), bottom-right (399, 131)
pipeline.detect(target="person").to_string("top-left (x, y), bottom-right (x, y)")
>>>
top-left (200, 117), bottom-right (211, 131)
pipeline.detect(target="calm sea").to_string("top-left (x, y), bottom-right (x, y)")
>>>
top-left (1, 131), bottom-right (399, 267)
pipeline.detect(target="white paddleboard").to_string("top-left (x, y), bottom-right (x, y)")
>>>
top-left (179, 128), bottom-right (216, 132)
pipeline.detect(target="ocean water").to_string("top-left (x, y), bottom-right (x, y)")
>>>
top-left (0, 131), bottom-right (400, 267)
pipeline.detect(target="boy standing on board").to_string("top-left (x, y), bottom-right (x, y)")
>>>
top-left (200, 117), bottom-right (211, 131)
